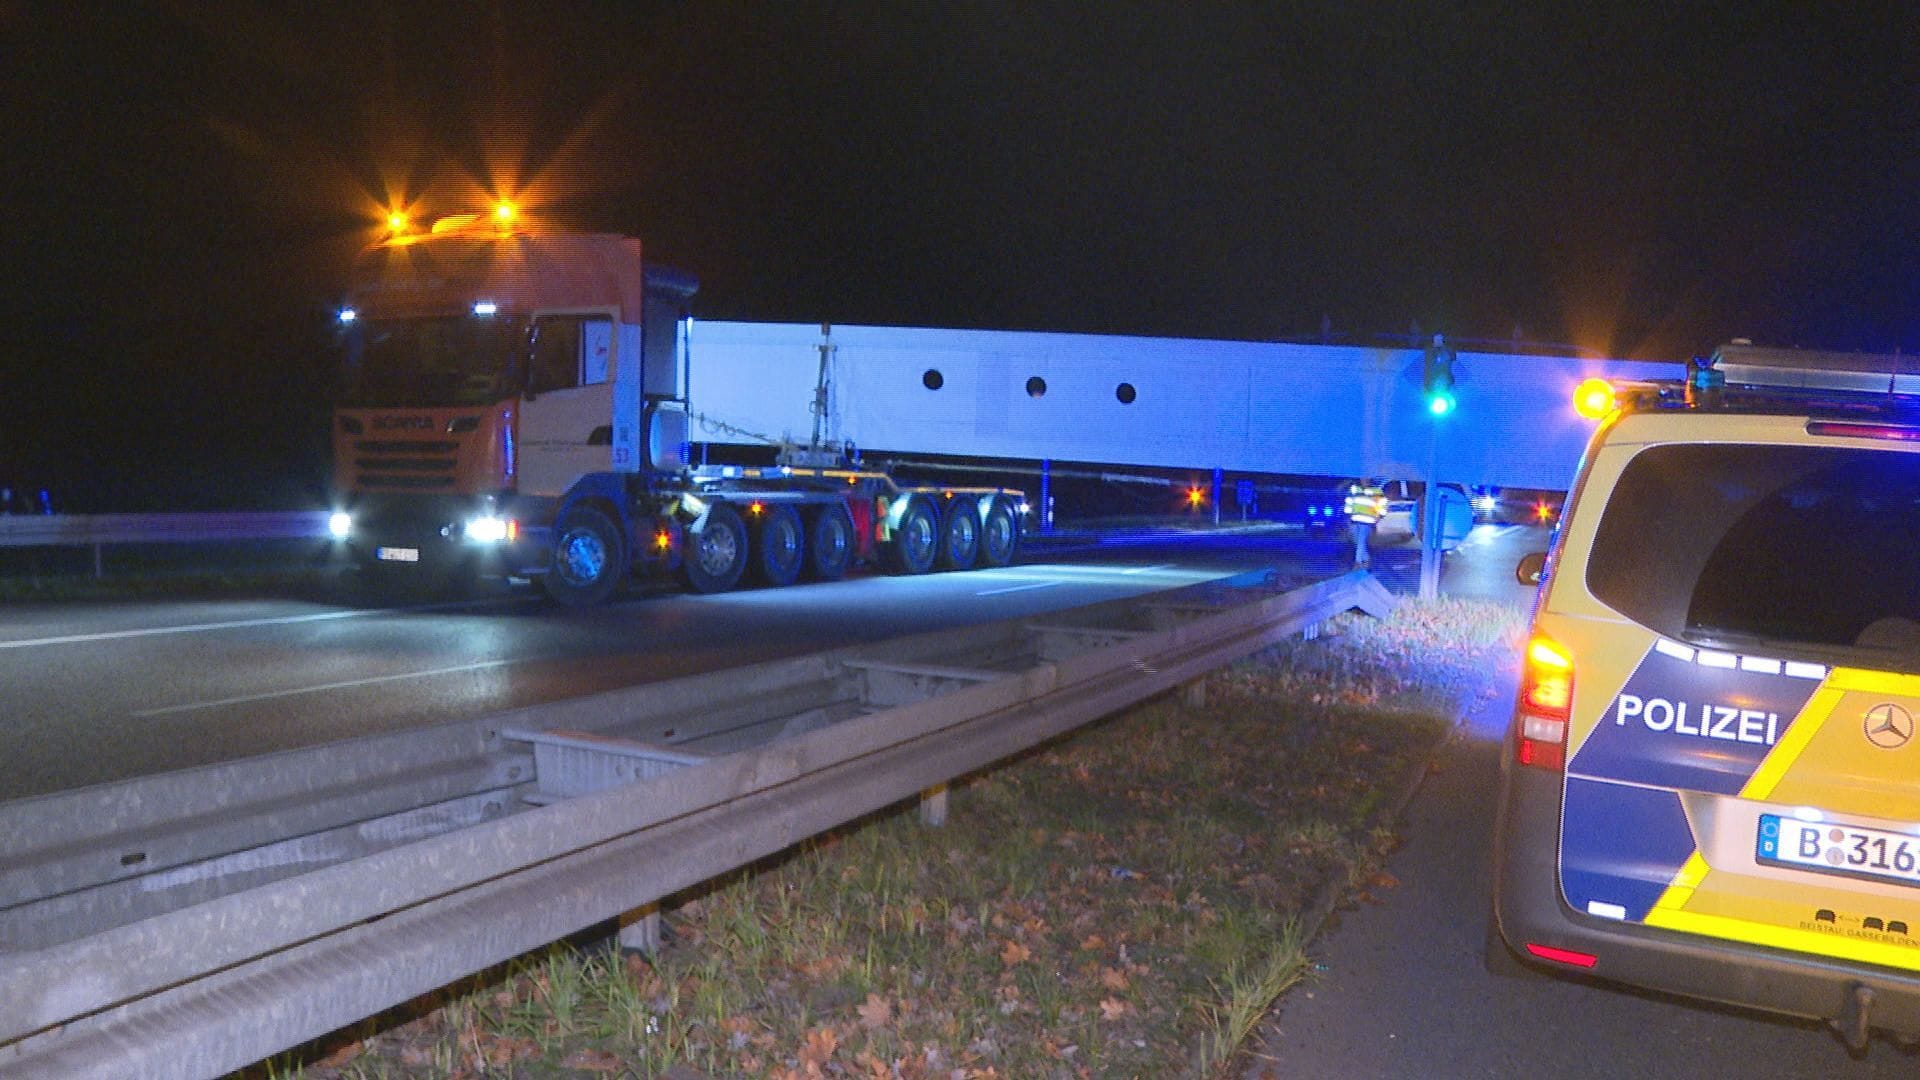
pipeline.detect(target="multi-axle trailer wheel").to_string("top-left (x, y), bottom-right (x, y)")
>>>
top-left (542, 489), bottom-right (1021, 606)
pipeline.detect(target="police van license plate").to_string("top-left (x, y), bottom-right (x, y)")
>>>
top-left (375, 547), bottom-right (419, 563)
top-left (1757, 813), bottom-right (1920, 887)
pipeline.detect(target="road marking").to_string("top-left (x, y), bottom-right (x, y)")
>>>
top-left (0, 597), bottom-right (520, 650)
top-left (131, 658), bottom-right (520, 717)
top-left (0, 608), bottom-right (366, 649)
top-left (976, 580), bottom-right (1063, 596)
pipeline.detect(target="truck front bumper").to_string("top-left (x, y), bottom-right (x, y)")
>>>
top-left (331, 494), bottom-right (548, 579)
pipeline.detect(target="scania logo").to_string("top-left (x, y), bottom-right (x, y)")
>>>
top-left (372, 416), bottom-right (435, 431)
top-left (1863, 703), bottom-right (1914, 750)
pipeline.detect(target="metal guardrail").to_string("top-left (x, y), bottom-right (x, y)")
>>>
top-left (0, 570), bottom-right (1395, 1079)
top-left (0, 511), bottom-right (330, 546)
top-left (0, 511), bottom-right (332, 576)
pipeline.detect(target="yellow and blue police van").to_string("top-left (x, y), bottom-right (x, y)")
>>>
top-left (1489, 343), bottom-right (1920, 1050)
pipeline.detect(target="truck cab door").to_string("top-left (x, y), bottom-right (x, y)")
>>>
top-left (518, 311), bottom-right (616, 499)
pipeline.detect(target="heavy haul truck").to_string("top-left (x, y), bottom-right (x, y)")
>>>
top-left (327, 208), bottom-right (1023, 605)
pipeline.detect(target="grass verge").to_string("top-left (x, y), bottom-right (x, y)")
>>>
top-left (244, 596), bottom-right (1525, 1080)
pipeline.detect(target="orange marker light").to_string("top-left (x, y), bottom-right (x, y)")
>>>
top-left (654, 530), bottom-right (672, 551)
top-left (1516, 634), bottom-right (1574, 771)
top-left (749, 501), bottom-right (764, 516)
top-left (1186, 486), bottom-right (1205, 508)
top-left (1573, 378), bottom-right (1616, 420)
top-left (494, 201), bottom-right (517, 223)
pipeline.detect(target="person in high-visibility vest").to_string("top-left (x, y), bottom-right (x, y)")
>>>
top-left (1345, 479), bottom-right (1387, 569)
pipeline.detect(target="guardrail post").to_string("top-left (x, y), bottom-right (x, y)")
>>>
top-left (918, 783), bottom-right (949, 827)
top-left (616, 902), bottom-right (662, 955)
top-left (1182, 677), bottom-right (1207, 709)
top-left (94, 542), bottom-right (105, 579)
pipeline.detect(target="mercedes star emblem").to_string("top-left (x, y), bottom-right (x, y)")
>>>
top-left (1864, 703), bottom-right (1915, 750)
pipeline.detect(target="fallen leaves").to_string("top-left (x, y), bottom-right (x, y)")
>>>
top-left (798, 1025), bottom-right (840, 1068)
top-left (314, 1040), bottom-right (362, 1069)
top-left (857, 993), bottom-right (894, 1030)
top-left (562, 1047), bottom-right (627, 1073)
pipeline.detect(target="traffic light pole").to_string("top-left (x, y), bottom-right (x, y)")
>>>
top-left (1419, 420), bottom-right (1441, 601)
top-left (1416, 334), bottom-right (1454, 601)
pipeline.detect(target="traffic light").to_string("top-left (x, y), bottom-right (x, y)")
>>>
top-left (1423, 335), bottom-right (1457, 417)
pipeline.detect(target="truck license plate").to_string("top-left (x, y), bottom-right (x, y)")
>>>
top-left (375, 547), bottom-right (420, 563)
top-left (1758, 813), bottom-right (1920, 888)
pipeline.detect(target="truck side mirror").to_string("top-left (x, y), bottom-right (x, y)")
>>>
top-left (1516, 551), bottom-right (1548, 586)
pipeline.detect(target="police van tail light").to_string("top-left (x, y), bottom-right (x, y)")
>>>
top-left (1524, 942), bottom-right (1599, 969)
top-left (1516, 634), bottom-right (1574, 771)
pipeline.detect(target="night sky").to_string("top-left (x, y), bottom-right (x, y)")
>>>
top-left (2, 4), bottom-right (1914, 511)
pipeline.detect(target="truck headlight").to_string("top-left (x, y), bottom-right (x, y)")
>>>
top-left (328, 512), bottom-right (352, 540)
top-left (466, 515), bottom-right (513, 544)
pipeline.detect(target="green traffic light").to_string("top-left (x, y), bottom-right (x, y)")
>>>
top-left (1427, 392), bottom-right (1456, 417)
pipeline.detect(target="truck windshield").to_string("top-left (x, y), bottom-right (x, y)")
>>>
top-left (338, 316), bottom-right (526, 408)
top-left (1586, 443), bottom-right (1920, 673)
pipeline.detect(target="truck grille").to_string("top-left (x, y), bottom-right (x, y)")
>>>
top-left (357, 440), bottom-right (458, 454)
top-left (353, 439), bottom-right (460, 489)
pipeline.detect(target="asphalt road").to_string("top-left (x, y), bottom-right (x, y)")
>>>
top-left (0, 523), bottom-right (1538, 801)
top-left (0, 553), bottom-right (1215, 800)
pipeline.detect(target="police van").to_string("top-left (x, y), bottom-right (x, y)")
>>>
top-left (1489, 343), bottom-right (1920, 1050)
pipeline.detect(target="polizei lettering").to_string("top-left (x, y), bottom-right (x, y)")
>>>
top-left (1612, 694), bottom-right (1780, 746)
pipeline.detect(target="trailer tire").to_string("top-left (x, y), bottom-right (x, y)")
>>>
top-left (753, 504), bottom-right (805, 587)
top-left (979, 496), bottom-right (1021, 568)
top-left (938, 499), bottom-right (981, 570)
top-left (885, 496), bottom-right (939, 575)
top-left (544, 504), bottom-right (627, 607)
top-left (682, 502), bottom-right (748, 594)
top-left (805, 504), bottom-right (854, 581)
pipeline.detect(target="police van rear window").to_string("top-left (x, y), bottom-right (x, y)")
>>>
top-left (1587, 443), bottom-right (1920, 673)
